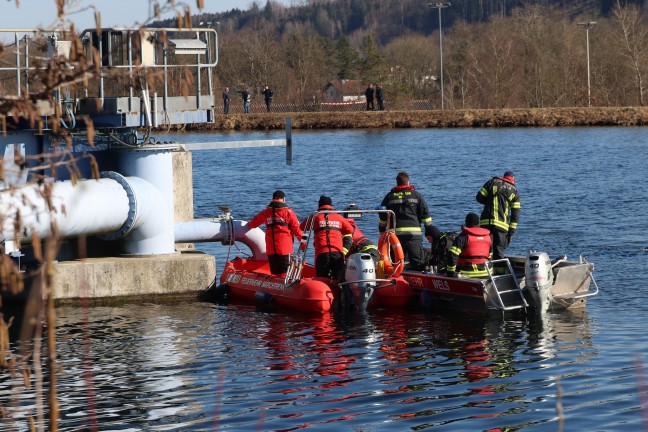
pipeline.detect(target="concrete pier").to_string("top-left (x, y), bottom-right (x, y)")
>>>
top-left (53, 251), bottom-right (215, 300)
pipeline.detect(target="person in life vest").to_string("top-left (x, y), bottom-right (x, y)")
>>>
top-left (446, 212), bottom-right (492, 278)
top-left (476, 170), bottom-right (521, 259)
top-left (341, 204), bottom-right (381, 265)
top-left (300, 196), bottom-right (354, 279)
top-left (378, 171), bottom-right (434, 271)
top-left (249, 190), bottom-right (303, 276)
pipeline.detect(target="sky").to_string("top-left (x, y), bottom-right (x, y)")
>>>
top-left (2, 0), bottom-right (293, 30)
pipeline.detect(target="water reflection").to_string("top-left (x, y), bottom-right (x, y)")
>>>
top-left (0, 297), bottom-right (604, 431)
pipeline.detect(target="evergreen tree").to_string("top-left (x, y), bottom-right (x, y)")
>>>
top-left (334, 36), bottom-right (360, 80)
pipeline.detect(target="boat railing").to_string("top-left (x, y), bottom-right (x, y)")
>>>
top-left (552, 259), bottom-right (600, 301)
top-left (484, 258), bottom-right (529, 311)
top-left (285, 208), bottom-right (397, 283)
top-left (570, 271), bottom-right (599, 299)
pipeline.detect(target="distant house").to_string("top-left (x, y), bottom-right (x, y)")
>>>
top-left (323, 79), bottom-right (365, 102)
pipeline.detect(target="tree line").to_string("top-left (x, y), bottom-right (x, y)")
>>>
top-left (156, 0), bottom-right (648, 109)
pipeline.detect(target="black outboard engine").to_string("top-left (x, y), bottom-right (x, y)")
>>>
top-left (339, 253), bottom-right (377, 310)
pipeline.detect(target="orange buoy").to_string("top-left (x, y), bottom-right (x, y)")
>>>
top-left (378, 231), bottom-right (405, 277)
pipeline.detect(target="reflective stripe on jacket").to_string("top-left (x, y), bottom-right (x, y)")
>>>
top-left (249, 200), bottom-right (302, 255)
top-left (300, 206), bottom-right (354, 257)
top-left (476, 177), bottom-right (521, 232)
top-left (343, 221), bottom-right (378, 257)
top-left (378, 185), bottom-right (432, 236)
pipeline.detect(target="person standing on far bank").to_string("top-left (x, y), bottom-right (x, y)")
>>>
top-left (365, 84), bottom-right (375, 111)
top-left (263, 85), bottom-right (274, 113)
top-left (239, 89), bottom-right (251, 113)
top-left (476, 171), bottom-right (521, 260)
top-left (222, 87), bottom-right (230, 114)
top-left (376, 84), bottom-right (384, 111)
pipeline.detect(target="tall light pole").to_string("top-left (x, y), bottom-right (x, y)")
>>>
top-left (430, 2), bottom-right (451, 109)
top-left (578, 21), bottom-right (597, 107)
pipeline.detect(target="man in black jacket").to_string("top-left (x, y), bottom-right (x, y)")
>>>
top-left (365, 84), bottom-right (375, 111)
top-left (476, 171), bottom-right (521, 259)
top-left (378, 171), bottom-right (434, 271)
top-left (262, 85), bottom-right (274, 112)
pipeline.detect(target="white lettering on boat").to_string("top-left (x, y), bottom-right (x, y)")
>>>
top-left (227, 275), bottom-right (287, 292)
top-left (432, 280), bottom-right (451, 291)
top-left (226, 274), bottom-right (241, 283)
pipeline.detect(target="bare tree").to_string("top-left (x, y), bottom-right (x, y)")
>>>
top-left (611, 0), bottom-right (648, 106)
top-left (468, 18), bottom-right (517, 108)
top-left (383, 34), bottom-right (436, 99)
top-left (284, 29), bottom-right (330, 103)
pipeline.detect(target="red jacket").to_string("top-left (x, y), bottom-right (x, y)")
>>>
top-left (300, 205), bottom-right (354, 258)
top-left (456, 226), bottom-right (492, 266)
top-left (249, 200), bottom-right (303, 255)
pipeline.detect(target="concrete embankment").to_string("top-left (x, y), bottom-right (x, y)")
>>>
top-left (176, 107), bottom-right (648, 131)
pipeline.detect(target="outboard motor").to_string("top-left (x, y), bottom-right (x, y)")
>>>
top-left (340, 253), bottom-right (377, 310)
top-left (524, 251), bottom-right (554, 312)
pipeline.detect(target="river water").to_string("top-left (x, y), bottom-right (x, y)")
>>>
top-left (2, 127), bottom-right (648, 431)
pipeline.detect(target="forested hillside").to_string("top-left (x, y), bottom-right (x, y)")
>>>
top-left (157, 0), bottom-right (648, 110)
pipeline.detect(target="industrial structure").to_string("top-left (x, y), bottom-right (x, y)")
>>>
top-left (0, 26), bottom-right (272, 300)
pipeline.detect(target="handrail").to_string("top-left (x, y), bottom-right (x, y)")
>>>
top-left (567, 271), bottom-right (600, 300)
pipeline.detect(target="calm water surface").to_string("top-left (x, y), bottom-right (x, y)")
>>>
top-left (2, 127), bottom-right (648, 431)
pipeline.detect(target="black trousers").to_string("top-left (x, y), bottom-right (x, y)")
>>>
top-left (268, 254), bottom-right (290, 275)
top-left (398, 235), bottom-right (426, 271)
top-left (315, 252), bottom-right (345, 279)
top-left (487, 229), bottom-right (509, 260)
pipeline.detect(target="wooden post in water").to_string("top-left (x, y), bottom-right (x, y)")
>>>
top-left (286, 117), bottom-right (292, 165)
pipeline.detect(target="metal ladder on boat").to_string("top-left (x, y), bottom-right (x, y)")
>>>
top-left (484, 258), bottom-right (528, 312)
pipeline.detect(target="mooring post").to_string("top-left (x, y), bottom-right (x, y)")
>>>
top-left (286, 117), bottom-right (292, 165)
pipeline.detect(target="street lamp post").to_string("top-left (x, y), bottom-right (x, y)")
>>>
top-left (578, 21), bottom-right (597, 107)
top-left (430, 2), bottom-right (451, 109)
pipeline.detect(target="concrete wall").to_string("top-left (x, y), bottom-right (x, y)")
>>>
top-left (173, 149), bottom-right (195, 252)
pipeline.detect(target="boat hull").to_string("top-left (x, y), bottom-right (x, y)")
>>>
top-left (220, 258), bottom-right (334, 313)
top-left (402, 271), bottom-right (490, 312)
top-left (333, 276), bottom-right (415, 310)
top-left (403, 254), bottom-right (598, 314)
top-left (372, 276), bottom-right (418, 308)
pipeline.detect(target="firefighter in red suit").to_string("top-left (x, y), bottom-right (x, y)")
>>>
top-left (249, 190), bottom-right (303, 275)
top-left (446, 212), bottom-right (492, 278)
top-left (300, 196), bottom-right (354, 279)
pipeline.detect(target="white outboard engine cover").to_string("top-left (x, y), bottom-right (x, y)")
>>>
top-left (343, 253), bottom-right (377, 309)
top-left (525, 251), bottom-right (554, 312)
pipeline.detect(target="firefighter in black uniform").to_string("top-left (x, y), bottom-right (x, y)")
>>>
top-left (476, 170), bottom-right (521, 260)
top-left (378, 171), bottom-right (434, 271)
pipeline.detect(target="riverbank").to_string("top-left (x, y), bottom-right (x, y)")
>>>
top-left (177, 107), bottom-right (648, 131)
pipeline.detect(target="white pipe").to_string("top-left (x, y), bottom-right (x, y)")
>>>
top-left (174, 219), bottom-right (267, 260)
top-left (120, 175), bottom-right (172, 255)
top-left (1, 178), bottom-right (130, 241)
top-left (1, 174), bottom-right (171, 256)
top-left (117, 146), bottom-right (176, 255)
